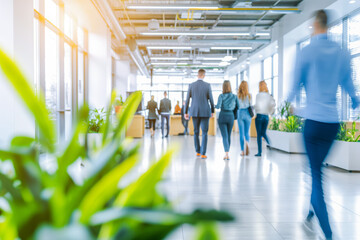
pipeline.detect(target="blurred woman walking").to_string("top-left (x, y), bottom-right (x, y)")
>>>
top-left (254, 81), bottom-right (275, 157)
top-left (237, 81), bottom-right (252, 156)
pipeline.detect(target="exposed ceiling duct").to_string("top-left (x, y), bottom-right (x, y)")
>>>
top-left (126, 39), bottom-right (150, 77)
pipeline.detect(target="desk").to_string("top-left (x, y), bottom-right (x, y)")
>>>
top-left (170, 115), bottom-right (185, 136)
top-left (188, 116), bottom-right (216, 136)
top-left (126, 115), bottom-right (145, 138)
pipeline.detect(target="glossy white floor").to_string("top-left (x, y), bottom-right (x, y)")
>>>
top-left (135, 130), bottom-right (360, 240)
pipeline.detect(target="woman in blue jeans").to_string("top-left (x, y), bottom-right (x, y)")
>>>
top-left (216, 80), bottom-right (240, 160)
top-left (237, 81), bottom-right (252, 156)
top-left (254, 81), bottom-right (275, 157)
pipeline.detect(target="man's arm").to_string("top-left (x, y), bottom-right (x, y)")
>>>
top-left (185, 85), bottom-right (192, 114)
top-left (287, 51), bottom-right (306, 103)
top-left (341, 50), bottom-right (360, 109)
top-left (208, 84), bottom-right (215, 114)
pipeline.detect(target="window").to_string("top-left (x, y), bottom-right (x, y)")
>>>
top-left (348, 13), bottom-right (360, 55)
top-left (261, 54), bottom-right (278, 100)
top-left (34, 0), bottom-right (88, 141)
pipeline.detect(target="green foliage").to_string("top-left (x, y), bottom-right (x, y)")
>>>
top-left (0, 48), bottom-right (233, 239)
top-left (283, 115), bottom-right (303, 133)
top-left (278, 101), bottom-right (291, 119)
top-left (269, 117), bottom-right (281, 131)
top-left (115, 95), bottom-right (124, 106)
top-left (337, 120), bottom-right (360, 142)
top-left (270, 101), bottom-right (304, 133)
top-left (88, 108), bottom-right (106, 133)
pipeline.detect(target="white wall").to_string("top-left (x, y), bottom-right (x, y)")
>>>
top-left (66, 0), bottom-right (113, 109)
top-left (0, 0), bottom-right (35, 147)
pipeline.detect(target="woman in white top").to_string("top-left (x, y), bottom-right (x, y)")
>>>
top-left (254, 81), bottom-right (275, 157)
top-left (237, 81), bottom-right (252, 156)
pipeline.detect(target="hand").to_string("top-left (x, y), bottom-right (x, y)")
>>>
top-left (211, 113), bottom-right (214, 118)
top-left (185, 114), bottom-right (189, 120)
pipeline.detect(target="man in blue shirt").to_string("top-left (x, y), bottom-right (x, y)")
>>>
top-left (185, 69), bottom-right (215, 159)
top-left (288, 10), bottom-right (359, 240)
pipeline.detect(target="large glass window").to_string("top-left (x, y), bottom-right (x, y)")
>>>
top-left (45, 27), bottom-right (59, 122)
top-left (35, 0), bottom-right (88, 141)
top-left (262, 54), bottom-right (278, 100)
top-left (348, 56), bottom-right (360, 119)
top-left (348, 13), bottom-right (360, 56)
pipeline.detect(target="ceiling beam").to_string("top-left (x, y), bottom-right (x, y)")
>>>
top-left (136, 39), bottom-right (271, 46)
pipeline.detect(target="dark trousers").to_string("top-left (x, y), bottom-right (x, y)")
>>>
top-left (192, 117), bottom-right (210, 155)
top-left (161, 114), bottom-right (170, 137)
top-left (255, 114), bottom-right (270, 154)
top-left (149, 119), bottom-right (156, 131)
top-left (303, 120), bottom-right (339, 239)
top-left (218, 111), bottom-right (234, 152)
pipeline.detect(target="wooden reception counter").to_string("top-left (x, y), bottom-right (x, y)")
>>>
top-left (169, 115), bottom-right (185, 136)
top-left (126, 115), bottom-right (145, 138)
top-left (188, 116), bottom-right (216, 136)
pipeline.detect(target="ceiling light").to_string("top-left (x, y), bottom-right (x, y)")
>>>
top-left (201, 57), bottom-right (224, 61)
top-left (259, 55), bottom-right (263, 58)
top-left (202, 62), bottom-right (221, 66)
top-left (151, 62), bottom-right (189, 66)
top-left (223, 56), bottom-right (237, 61)
top-left (141, 32), bottom-right (251, 36)
top-left (256, 32), bottom-right (271, 36)
top-left (147, 46), bottom-right (192, 50)
top-left (242, 65), bottom-right (245, 68)
top-left (350, 0), bottom-right (356, 3)
top-left (211, 47), bottom-right (252, 50)
top-left (127, 5), bottom-right (219, 10)
top-left (151, 57), bottom-right (190, 60)
top-left (219, 62), bottom-right (231, 66)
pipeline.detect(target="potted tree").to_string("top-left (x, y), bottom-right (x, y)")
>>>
top-left (326, 120), bottom-right (360, 171)
top-left (267, 102), bottom-right (306, 153)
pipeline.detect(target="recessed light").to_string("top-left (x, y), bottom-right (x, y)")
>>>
top-left (350, 0), bottom-right (356, 3)
top-left (259, 55), bottom-right (263, 58)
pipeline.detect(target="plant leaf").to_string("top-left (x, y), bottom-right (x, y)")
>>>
top-left (0, 49), bottom-right (56, 152)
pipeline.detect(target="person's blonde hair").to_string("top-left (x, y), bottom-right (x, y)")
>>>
top-left (222, 80), bottom-right (232, 94)
top-left (259, 81), bottom-right (269, 93)
top-left (238, 81), bottom-right (251, 101)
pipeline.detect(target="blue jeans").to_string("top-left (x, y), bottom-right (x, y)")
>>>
top-left (303, 120), bottom-right (339, 239)
top-left (218, 111), bottom-right (234, 152)
top-left (192, 117), bottom-right (210, 155)
top-left (255, 114), bottom-right (270, 154)
top-left (161, 114), bottom-right (170, 137)
top-left (237, 109), bottom-right (251, 151)
top-left (182, 120), bottom-right (189, 134)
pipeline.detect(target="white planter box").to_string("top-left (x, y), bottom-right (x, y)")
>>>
top-left (326, 141), bottom-right (360, 172)
top-left (267, 130), bottom-right (305, 153)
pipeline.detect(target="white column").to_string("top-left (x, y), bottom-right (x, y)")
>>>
top-left (0, 0), bottom-right (35, 147)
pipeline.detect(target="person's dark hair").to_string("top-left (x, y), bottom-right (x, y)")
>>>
top-left (222, 80), bottom-right (232, 94)
top-left (198, 69), bottom-right (206, 75)
top-left (315, 10), bottom-right (328, 29)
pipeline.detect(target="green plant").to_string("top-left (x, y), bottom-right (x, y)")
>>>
top-left (269, 117), bottom-right (281, 131)
top-left (283, 115), bottom-right (303, 133)
top-left (0, 48), bottom-right (234, 239)
top-left (88, 108), bottom-right (106, 133)
top-left (278, 101), bottom-right (291, 119)
top-left (337, 120), bottom-right (360, 142)
top-left (115, 95), bottom-right (124, 106)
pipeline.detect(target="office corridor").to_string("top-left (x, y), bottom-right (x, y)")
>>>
top-left (136, 132), bottom-right (360, 240)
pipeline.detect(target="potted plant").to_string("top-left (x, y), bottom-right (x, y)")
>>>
top-left (267, 102), bottom-right (306, 153)
top-left (0, 49), bottom-right (234, 239)
top-left (87, 108), bottom-right (106, 148)
top-left (326, 120), bottom-right (360, 171)
top-left (115, 95), bottom-right (124, 114)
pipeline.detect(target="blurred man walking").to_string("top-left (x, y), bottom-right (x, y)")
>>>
top-left (288, 10), bottom-right (359, 240)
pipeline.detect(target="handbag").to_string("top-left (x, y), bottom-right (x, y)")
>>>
top-left (247, 106), bottom-right (254, 118)
top-left (233, 94), bottom-right (239, 120)
top-left (247, 96), bottom-right (254, 118)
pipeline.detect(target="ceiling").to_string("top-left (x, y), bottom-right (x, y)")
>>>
top-left (108, 0), bottom-right (303, 77)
